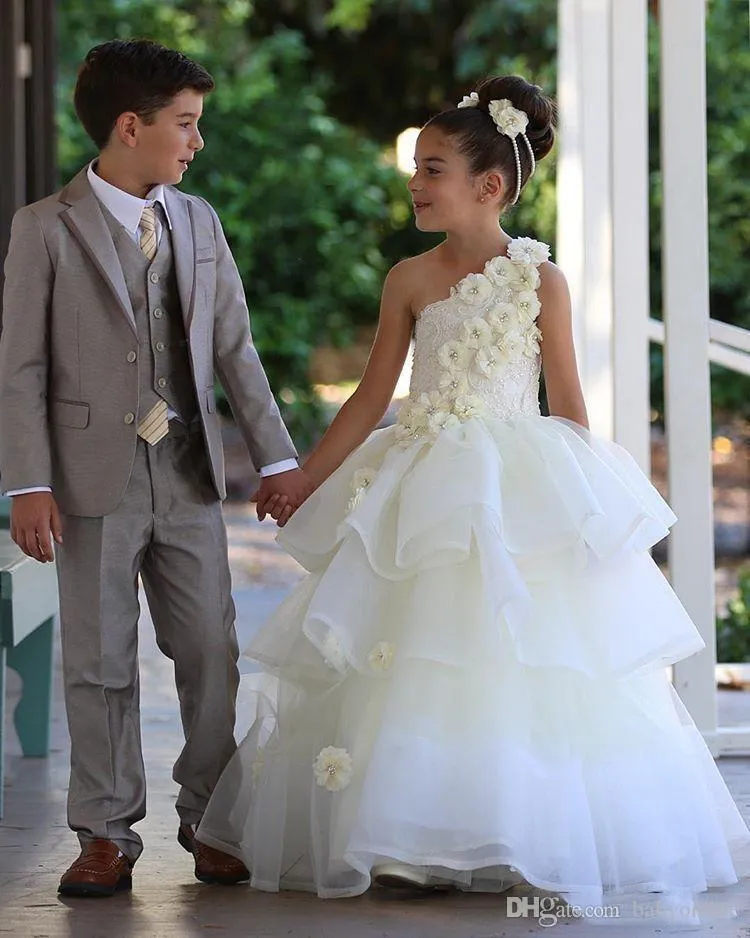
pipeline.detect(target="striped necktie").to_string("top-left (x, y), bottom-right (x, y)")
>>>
top-left (136, 204), bottom-right (169, 444)
top-left (139, 205), bottom-right (158, 261)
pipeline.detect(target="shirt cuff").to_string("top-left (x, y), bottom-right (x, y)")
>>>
top-left (4, 486), bottom-right (53, 496)
top-left (259, 459), bottom-right (299, 477)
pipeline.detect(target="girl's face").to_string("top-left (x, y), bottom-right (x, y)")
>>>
top-left (407, 125), bottom-right (487, 233)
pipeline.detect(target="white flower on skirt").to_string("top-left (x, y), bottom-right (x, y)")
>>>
top-left (321, 631), bottom-right (348, 673)
top-left (348, 466), bottom-right (377, 512)
top-left (507, 237), bottom-right (550, 266)
top-left (313, 746), bottom-right (353, 792)
top-left (463, 316), bottom-right (494, 350)
top-left (368, 641), bottom-right (395, 672)
top-left (456, 273), bottom-right (494, 306)
top-left (438, 340), bottom-right (472, 373)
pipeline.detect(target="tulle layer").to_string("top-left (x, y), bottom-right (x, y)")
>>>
top-left (262, 414), bottom-right (703, 682)
top-left (197, 414), bottom-right (750, 903)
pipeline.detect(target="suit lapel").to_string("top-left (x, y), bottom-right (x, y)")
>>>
top-left (59, 170), bottom-right (137, 334)
top-left (165, 188), bottom-right (197, 332)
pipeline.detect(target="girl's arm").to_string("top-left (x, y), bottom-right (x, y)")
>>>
top-left (537, 263), bottom-right (589, 429)
top-left (303, 262), bottom-right (415, 488)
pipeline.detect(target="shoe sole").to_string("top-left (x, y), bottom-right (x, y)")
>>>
top-left (58, 876), bottom-right (132, 898)
top-left (372, 863), bottom-right (440, 892)
top-left (178, 827), bottom-right (249, 885)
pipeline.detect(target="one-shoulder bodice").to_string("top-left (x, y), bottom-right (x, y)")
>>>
top-left (397, 237), bottom-right (551, 444)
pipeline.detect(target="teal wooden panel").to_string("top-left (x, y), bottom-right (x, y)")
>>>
top-left (0, 537), bottom-right (59, 647)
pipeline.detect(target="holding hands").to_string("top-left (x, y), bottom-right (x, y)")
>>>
top-left (255, 467), bottom-right (315, 526)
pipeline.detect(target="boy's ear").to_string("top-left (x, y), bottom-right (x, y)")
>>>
top-left (115, 111), bottom-right (140, 148)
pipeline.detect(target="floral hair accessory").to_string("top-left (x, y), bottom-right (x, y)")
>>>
top-left (456, 92), bottom-right (537, 205)
top-left (457, 92), bottom-right (480, 108)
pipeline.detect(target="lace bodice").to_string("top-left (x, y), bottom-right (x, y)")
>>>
top-left (396, 238), bottom-right (549, 444)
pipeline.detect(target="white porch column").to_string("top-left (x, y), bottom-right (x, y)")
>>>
top-left (556, 1), bottom-right (650, 468)
top-left (610, 1), bottom-right (650, 472)
top-left (556, 0), bottom-right (614, 441)
top-left (659, 0), bottom-right (717, 745)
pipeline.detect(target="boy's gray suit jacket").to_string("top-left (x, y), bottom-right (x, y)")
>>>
top-left (0, 168), bottom-right (297, 516)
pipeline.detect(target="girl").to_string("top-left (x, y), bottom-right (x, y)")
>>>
top-left (197, 76), bottom-right (750, 908)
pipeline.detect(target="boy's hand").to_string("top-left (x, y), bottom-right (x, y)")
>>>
top-left (10, 492), bottom-right (63, 563)
top-left (255, 468), bottom-right (314, 527)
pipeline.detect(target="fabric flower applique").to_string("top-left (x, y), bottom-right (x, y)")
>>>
top-left (524, 325), bottom-right (543, 358)
top-left (439, 371), bottom-right (470, 397)
top-left (487, 302), bottom-right (519, 334)
top-left (320, 630), bottom-right (348, 673)
top-left (437, 340), bottom-right (472, 373)
top-left (494, 330), bottom-right (524, 363)
top-left (395, 400), bottom-right (428, 445)
top-left (457, 91), bottom-right (480, 109)
top-left (456, 273), bottom-right (494, 306)
top-left (488, 99), bottom-right (529, 138)
top-left (507, 237), bottom-right (551, 267)
top-left (313, 746), bottom-right (353, 792)
top-left (516, 263), bottom-right (541, 292)
top-left (348, 466), bottom-right (377, 512)
top-left (427, 410), bottom-right (459, 435)
top-left (516, 290), bottom-right (542, 325)
top-left (463, 316), bottom-right (494, 350)
top-left (367, 641), bottom-right (395, 673)
top-left (485, 255), bottom-right (523, 290)
top-left (452, 395), bottom-right (486, 421)
top-left (474, 345), bottom-right (505, 379)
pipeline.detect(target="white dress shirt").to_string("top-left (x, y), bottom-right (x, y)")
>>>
top-left (5, 162), bottom-right (296, 496)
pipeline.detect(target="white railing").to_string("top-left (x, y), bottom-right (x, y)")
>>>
top-left (558, 0), bottom-right (750, 756)
top-left (648, 319), bottom-right (750, 378)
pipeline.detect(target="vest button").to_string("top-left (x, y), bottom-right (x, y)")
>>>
top-left (126, 351), bottom-right (137, 363)
top-left (150, 272), bottom-right (160, 284)
top-left (157, 377), bottom-right (167, 389)
top-left (153, 307), bottom-right (163, 319)
top-left (124, 412), bottom-right (135, 425)
top-left (155, 341), bottom-right (165, 352)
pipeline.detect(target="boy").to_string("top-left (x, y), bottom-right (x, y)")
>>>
top-left (0, 39), bottom-right (310, 896)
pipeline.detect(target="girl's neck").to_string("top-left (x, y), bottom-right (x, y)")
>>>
top-left (439, 225), bottom-right (513, 270)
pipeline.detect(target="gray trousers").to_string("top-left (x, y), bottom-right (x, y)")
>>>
top-left (55, 423), bottom-right (239, 862)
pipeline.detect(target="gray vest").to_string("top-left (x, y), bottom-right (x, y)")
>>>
top-left (104, 208), bottom-right (197, 425)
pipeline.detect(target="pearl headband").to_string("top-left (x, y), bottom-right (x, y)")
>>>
top-left (457, 93), bottom-right (536, 205)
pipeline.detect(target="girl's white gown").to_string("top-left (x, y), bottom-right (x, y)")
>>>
top-left (198, 238), bottom-right (750, 905)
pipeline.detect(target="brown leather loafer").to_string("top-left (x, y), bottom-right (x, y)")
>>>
top-left (178, 824), bottom-right (249, 885)
top-left (58, 839), bottom-right (133, 898)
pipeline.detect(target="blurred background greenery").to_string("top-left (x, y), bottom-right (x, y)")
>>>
top-left (57, 0), bottom-right (749, 446)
